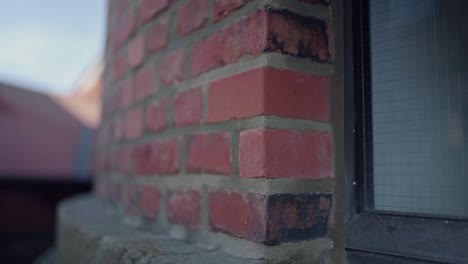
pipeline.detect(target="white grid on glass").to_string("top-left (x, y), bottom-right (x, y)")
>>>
top-left (369, 0), bottom-right (468, 217)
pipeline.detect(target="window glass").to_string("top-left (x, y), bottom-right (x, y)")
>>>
top-left (367, 0), bottom-right (468, 217)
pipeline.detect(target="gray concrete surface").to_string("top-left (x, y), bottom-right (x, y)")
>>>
top-left (56, 194), bottom-right (267, 264)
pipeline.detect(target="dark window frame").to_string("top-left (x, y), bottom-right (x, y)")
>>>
top-left (345, 0), bottom-right (468, 263)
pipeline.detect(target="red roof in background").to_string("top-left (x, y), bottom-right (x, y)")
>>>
top-left (0, 66), bottom-right (102, 180)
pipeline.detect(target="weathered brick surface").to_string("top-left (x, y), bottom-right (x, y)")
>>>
top-left (146, 17), bottom-right (170, 54)
top-left (213, 0), bottom-right (251, 22)
top-left (117, 77), bottom-right (133, 108)
top-left (139, 0), bottom-right (170, 25)
top-left (112, 12), bottom-right (135, 51)
top-left (263, 68), bottom-right (330, 121)
top-left (265, 193), bottom-right (332, 244)
top-left (124, 108), bottom-right (143, 140)
top-left (208, 68), bottom-right (264, 123)
top-left (209, 191), bottom-right (267, 241)
top-left (112, 118), bottom-right (123, 142)
top-left (208, 67), bottom-right (330, 123)
top-left (186, 132), bottom-right (232, 175)
top-left (118, 147), bottom-right (132, 174)
top-left (140, 185), bottom-right (161, 220)
top-left (101, 0), bottom-right (336, 250)
top-left (134, 64), bottom-right (157, 101)
top-left (113, 52), bottom-right (128, 80)
top-left (240, 129), bottom-right (333, 179)
top-left (192, 9), bottom-right (330, 76)
top-left (128, 36), bottom-right (145, 68)
top-left (108, 0), bottom-right (128, 30)
top-left (122, 185), bottom-right (138, 216)
top-left (209, 191), bottom-right (332, 244)
top-left (174, 88), bottom-right (203, 127)
top-left (167, 189), bottom-right (201, 228)
top-left (146, 98), bottom-right (169, 132)
top-left (191, 10), bottom-right (267, 77)
top-left (178, 0), bottom-right (209, 35)
top-left (161, 49), bottom-right (185, 86)
top-left (134, 137), bottom-right (182, 175)
top-left (267, 11), bottom-right (330, 62)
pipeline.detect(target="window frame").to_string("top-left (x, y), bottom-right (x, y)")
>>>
top-left (345, 0), bottom-right (468, 263)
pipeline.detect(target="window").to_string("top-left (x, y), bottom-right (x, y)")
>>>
top-left (346, 0), bottom-right (468, 263)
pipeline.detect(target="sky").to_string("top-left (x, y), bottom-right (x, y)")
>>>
top-left (0, 0), bottom-right (107, 95)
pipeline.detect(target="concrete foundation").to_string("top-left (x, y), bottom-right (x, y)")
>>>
top-left (55, 194), bottom-right (327, 264)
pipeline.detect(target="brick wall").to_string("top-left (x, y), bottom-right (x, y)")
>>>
top-left (97, 0), bottom-right (337, 260)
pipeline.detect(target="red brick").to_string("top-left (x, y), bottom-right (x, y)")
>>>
top-left (191, 11), bottom-right (267, 77)
top-left (209, 191), bottom-right (332, 244)
top-left (113, 118), bottom-right (124, 142)
top-left (124, 108), bottom-right (143, 140)
top-left (146, 17), bottom-right (170, 54)
top-left (134, 137), bottom-right (182, 175)
top-left (113, 52), bottom-right (128, 80)
top-left (208, 68), bottom-right (263, 123)
top-left (128, 36), bottom-right (145, 67)
top-left (118, 147), bottom-right (132, 174)
top-left (146, 98), bottom-right (169, 132)
top-left (174, 88), bottom-right (203, 127)
top-left (191, 10), bottom-right (330, 76)
top-left (160, 49), bottom-right (185, 86)
top-left (177, 0), bottom-right (209, 35)
top-left (139, 0), bottom-right (170, 25)
top-left (107, 1), bottom-right (122, 28)
top-left (265, 193), bottom-right (331, 243)
top-left (267, 11), bottom-right (330, 62)
top-left (209, 191), bottom-right (266, 241)
top-left (239, 129), bottom-right (333, 179)
top-left (140, 185), bottom-right (161, 220)
top-left (112, 12), bottom-right (135, 51)
top-left (108, 0), bottom-right (128, 29)
top-left (135, 64), bottom-right (157, 101)
top-left (111, 151), bottom-right (123, 173)
top-left (110, 0), bottom-right (128, 26)
top-left (208, 67), bottom-right (330, 123)
top-left (186, 132), bottom-right (232, 175)
top-left (122, 185), bottom-right (138, 215)
top-left (213, 0), bottom-right (251, 22)
top-left (264, 68), bottom-right (330, 121)
top-left (118, 77), bottom-right (133, 108)
top-left (167, 189), bottom-right (201, 228)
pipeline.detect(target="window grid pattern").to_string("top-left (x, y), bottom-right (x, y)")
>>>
top-left (365, 0), bottom-right (468, 217)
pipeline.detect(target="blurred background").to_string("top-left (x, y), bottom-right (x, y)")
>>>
top-left (0, 0), bottom-right (107, 262)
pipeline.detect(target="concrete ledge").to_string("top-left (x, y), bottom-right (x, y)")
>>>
top-left (56, 194), bottom-right (263, 264)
